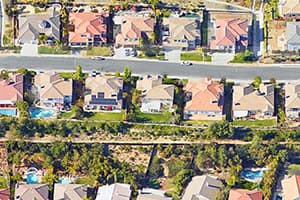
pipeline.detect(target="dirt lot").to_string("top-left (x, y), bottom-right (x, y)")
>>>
top-left (268, 20), bottom-right (286, 52)
top-left (209, 11), bottom-right (252, 21)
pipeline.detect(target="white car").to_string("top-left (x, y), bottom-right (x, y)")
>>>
top-left (181, 61), bottom-right (193, 66)
top-left (91, 56), bottom-right (105, 60)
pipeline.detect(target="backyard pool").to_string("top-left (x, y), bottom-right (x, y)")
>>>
top-left (30, 108), bottom-right (56, 118)
top-left (0, 109), bottom-right (17, 116)
top-left (58, 177), bottom-right (71, 184)
top-left (27, 173), bottom-right (39, 184)
top-left (240, 168), bottom-right (266, 182)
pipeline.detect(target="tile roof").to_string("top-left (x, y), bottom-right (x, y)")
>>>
top-left (69, 12), bottom-right (107, 44)
top-left (182, 175), bottom-right (223, 200)
top-left (285, 83), bottom-right (300, 109)
top-left (280, 0), bottom-right (300, 16)
top-left (281, 174), bottom-right (300, 200)
top-left (136, 75), bottom-right (162, 93)
top-left (144, 84), bottom-right (175, 100)
top-left (229, 189), bottom-right (263, 200)
top-left (0, 73), bottom-right (24, 102)
top-left (15, 184), bottom-right (49, 200)
top-left (54, 184), bottom-right (87, 200)
top-left (18, 7), bottom-right (60, 44)
top-left (184, 79), bottom-right (224, 112)
top-left (116, 17), bottom-right (154, 46)
top-left (210, 18), bottom-right (248, 49)
top-left (286, 22), bottom-right (300, 44)
top-left (0, 189), bottom-right (9, 200)
top-left (96, 183), bottom-right (131, 200)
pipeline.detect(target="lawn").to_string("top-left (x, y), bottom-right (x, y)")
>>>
top-left (86, 46), bottom-right (113, 56)
top-left (288, 164), bottom-right (300, 175)
top-left (59, 72), bottom-right (74, 79)
top-left (181, 52), bottom-right (211, 62)
top-left (134, 112), bottom-right (172, 123)
top-left (86, 112), bottom-right (122, 121)
top-left (183, 120), bottom-right (215, 126)
top-left (38, 46), bottom-right (70, 55)
top-left (58, 111), bottom-right (73, 119)
top-left (0, 176), bottom-right (7, 189)
top-left (232, 119), bottom-right (276, 127)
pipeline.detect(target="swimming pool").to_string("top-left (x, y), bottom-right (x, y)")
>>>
top-left (240, 169), bottom-right (266, 182)
top-left (27, 173), bottom-right (39, 184)
top-left (0, 109), bottom-right (17, 116)
top-left (58, 177), bottom-right (71, 184)
top-left (30, 108), bottom-right (55, 118)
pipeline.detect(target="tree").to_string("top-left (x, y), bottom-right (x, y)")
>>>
top-left (115, 71), bottom-right (121, 77)
top-left (16, 100), bottom-right (30, 118)
top-left (73, 65), bottom-right (84, 81)
top-left (277, 108), bottom-right (286, 128)
top-left (207, 121), bottom-right (233, 139)
top-left (123, 66), bottom-right (132, 84)
top-left (253, 76), bottom-right (262, 89)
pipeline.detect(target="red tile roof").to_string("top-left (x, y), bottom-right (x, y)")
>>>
top-left (69, 12), bottom-right (107, 44)
top-left (297, 175), bottom-right (300, 194)
top-left (184, 79), bottom-right (224, 112)
top-left (0, 73), bottom-right (23, 102)
top-left (229, 189), bottom-right (263, 200)
top-left (0, 189), bottom-right (10, 200)
top-left (210, 18), bottom-right (248, 49)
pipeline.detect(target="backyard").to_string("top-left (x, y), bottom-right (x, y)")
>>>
top-left (232, 119), bottom-right (277, 127)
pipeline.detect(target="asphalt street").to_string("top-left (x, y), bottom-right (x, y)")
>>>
top-left (0, 56), bottom-right (300, 80)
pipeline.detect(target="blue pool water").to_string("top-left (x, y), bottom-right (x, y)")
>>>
top-left (0, 109), bottom-right (17, 116)
top-left (58, 177), bottom-right (71, 184)
top-left (27, 173), bottom-right (39, 184)
top-left (30, 108), bottom-right (55, 118)
top-left (240, 169), bottom-right (264, 180)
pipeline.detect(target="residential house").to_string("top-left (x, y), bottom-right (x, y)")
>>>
top-left (285, 82), bottom-right (300, 119)
top-left (84, 75), bottom-right (124, 111)
top-left (281, 174), bottom-right (300, 200)
top-left (68, 12), bottom-right (107, 47)
top-left (137, 188), bottom-right (172, 200)
top-left (0, 189), bottom-right (9, 200)
top-left (286, 22), bottom-right (300, 51)
top-left (229, 189), bottom-right (263, 200)
top-left (184, 78), bottom-right (224, 120)
top-left (15, 184), bottom-right (49, 200)
top-left (182, 175), bottom-right (223, 200)
top-left (0, 73), bottom-right (24, 116)
top-left (95, 183), bottom-right (131, 200)
top-left (17, 6), bottom-right (60, 45)
top-left (114, 16), bottom-right (154, 48)
top-left (137, 75), bottom-right (174, 113)
top-left (34, 72), bottom-right (73, 109)
top-left (232, 83), bottom-right (275, 119)
top-left (54, 184), bottom-right (88, 200)
top-left (279, 0), bottom-right (300, 18)
top-left (209, 18), bottom-right (248, 53)
top-left (162, 17), bottom-right (201, 50)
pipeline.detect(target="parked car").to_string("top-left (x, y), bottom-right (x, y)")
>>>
top-left (91, 70), bottom-right (97, 77)
top-left (124, 48), bottom-right (131, 56)
top-left (91, 56), bottom-right (105, 60)
top-left (131, 50), bottom-right (138, 57)
top-left (181, 61), bottom-right (193, 66)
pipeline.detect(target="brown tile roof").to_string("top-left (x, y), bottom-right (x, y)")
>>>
top-left (210, 18), bottom-right (248, 49)
top-left (282, 174), bottom-right (300, 200)
top-left (69, 12), bottom-right (107, 44)
top-left (229, 189), bottom-right (263, 200)
top-left (0, 73), bottom-right (24, 102)
top-left (184, 79), bottom-right (224, 112)
top-left (0, 189), bottom-right (9, 200)
top-left (15, 184), bottom-right (49, 200)
top-left (280, 0), bottom-right (300, 16)
top-left (54, 184), bottom-right (87, 200)
top-left (144, 85), bottom-right (174, 100)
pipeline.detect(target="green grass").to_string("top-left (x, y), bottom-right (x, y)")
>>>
top-left (58, 111), bottom-right (73, 119)
top-left (232, 119), bottom-right (276, 127)
top-left (59, 72), bottom-right (74, 79)
top-left (38, 46), bottom-right (70, 55)
top-left (183, 120), bottom-right (215, 126)
top-left (134, 112), bottom-right (172, 123)
top-left (181, 52), bottom-right (211, 62)
top-left (0, 176), bottom-right (7, 189)
top-left (86, 112), bottom-right (122, 121)
top-left (230, 50), bottom-right (254, 63)
top-left (86, 46), bottom-right (113, 56)
top-left (288, 164), bottom-right (300, 175)
top-left (34, 7), bottom-right (43, 13)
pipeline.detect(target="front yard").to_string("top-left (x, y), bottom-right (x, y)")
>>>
top-left (86, 46), bottom-right (113, 57)
top-left (181, 52), bottom-right (212, 62)
top-left (38, 46), bottom-right (70, 55)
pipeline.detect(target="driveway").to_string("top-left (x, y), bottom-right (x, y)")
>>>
top-left (21, 44), bottom-right (38, 56)
top-left (211, 52), bottom-right (235, 64)
top-left (163, 47), bottom-right (181, 62)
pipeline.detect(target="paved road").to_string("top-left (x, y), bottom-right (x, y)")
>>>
top-left (1, 55), bottom-right (300, 80)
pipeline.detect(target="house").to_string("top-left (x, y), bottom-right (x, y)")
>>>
top-left (115, 16), bottom-right (154, 48)
top-left (279, 0), bottom-right (300, 18)
top-left (229, 189), bottom-right (263, 200)
top-left (286, 22), bottom-right (300, 51)
top-left (17, 6), bottom-right (60, 45)
top-left (162, 17), bottom-right (201, 50)
top-left (232, 83), bottom-right (275, 119)
top-left (34, 72), bottom-right (73, 109)
top-left (137, 75), bottom-right (174, 113)
top-left (54, 184), bottom-right (87, 200)
top-left (209, 18), bottom-right (248, 53)
top-left (184, 78), bottom-right (224, 120)
top-left (84, 75), bottom-right (124, 111)
top-left (68, 12), bottom-right (107, 47)
top-left (137, 188), bottom-right (172, 200)
top-left (281, 174), bottom-right (300, 200)
top-left (15, 184), bottom-right (49, 200)
top-left (0, 73), bottom-right (24, 116)
top-left (0, 189), bottom-right (9, 200)
top-left (96, 183), bottom-right (131, 200)
top-left (285, 82), bottom-right (300, 119)
top-left (182, 175), bottom-right (223, 200)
